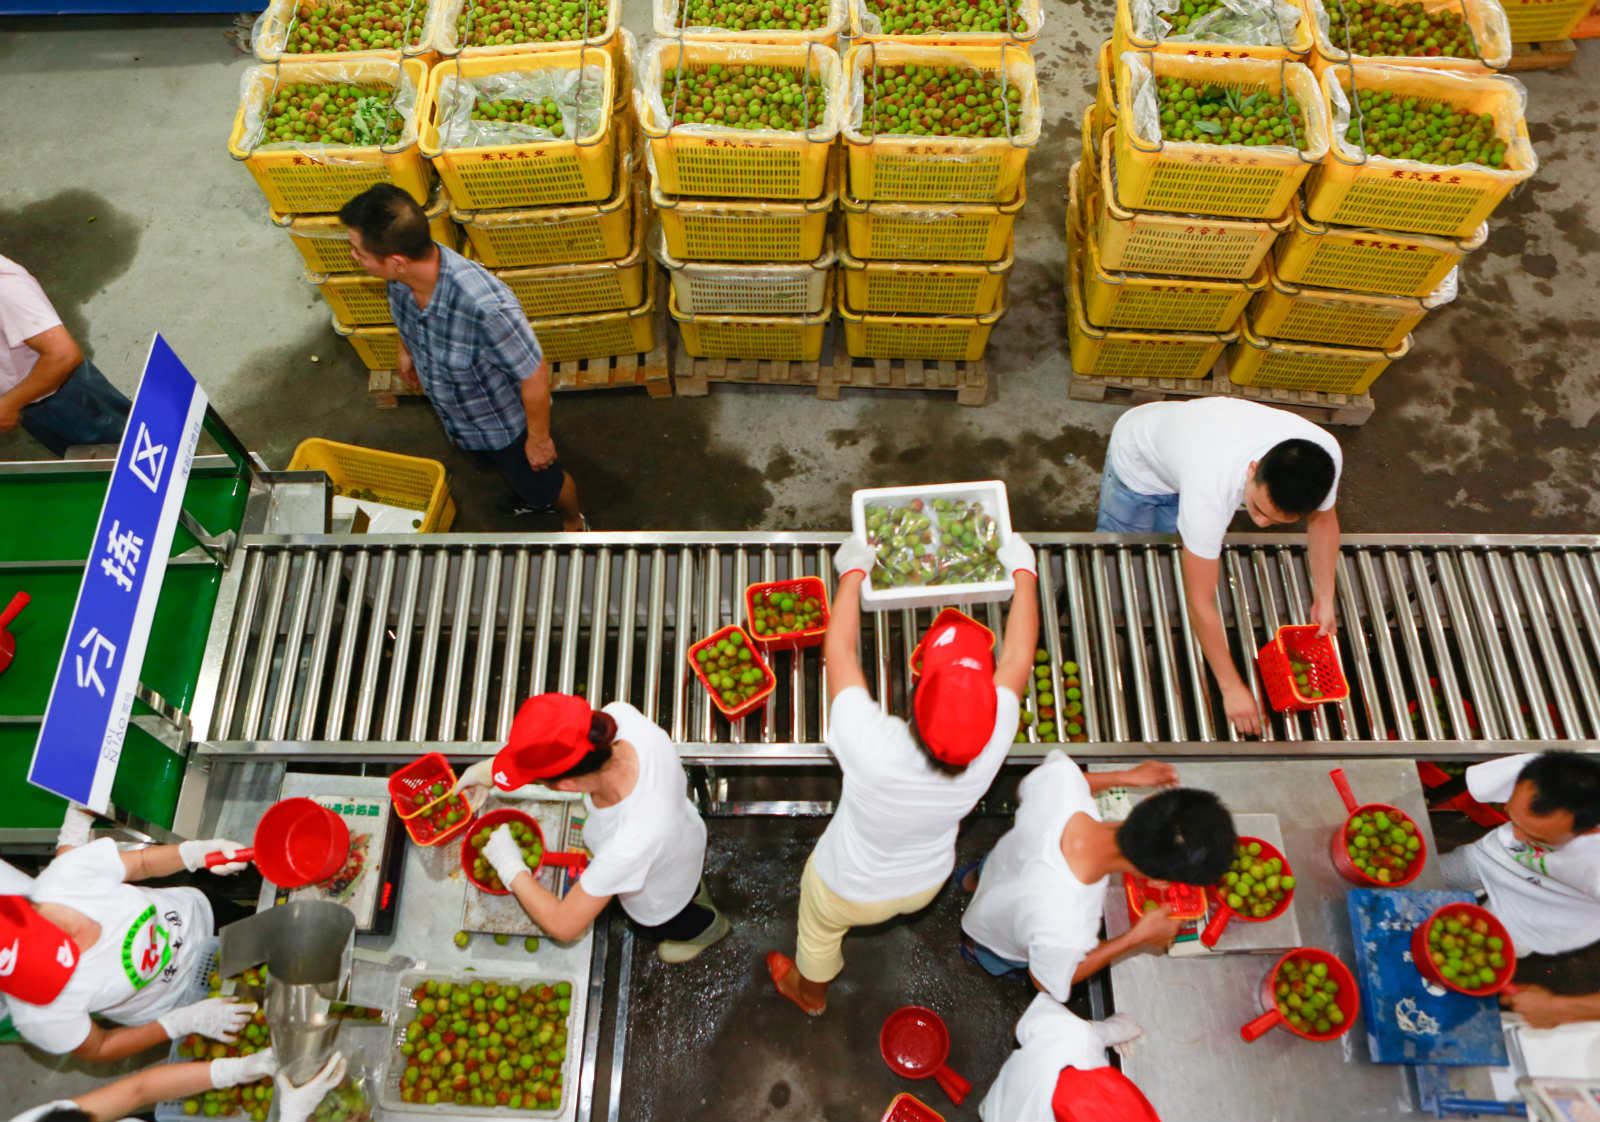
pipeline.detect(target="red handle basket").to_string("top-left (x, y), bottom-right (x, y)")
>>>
top-left (1257, 625), bottom-right (1348, 712)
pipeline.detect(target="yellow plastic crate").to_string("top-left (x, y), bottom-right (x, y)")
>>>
top-left (1500, 0), bottom-right (1592, 42)
top-left (655, 0), bottom-right (847, 43)
top-left (429, 0), bottom-right (621, 59)
top-left (655, 229), bottom-right (836, 315)
top-left (1306, 65), bottom-right (1538, 238)
top-left (1094, 40), bottom-right (1118, 139)
top-left (308, 271), bottom-right (393, 325)
top-left (847, 0), bottom-right (1042, 46)
top-left (838, 242), bottom-right (1011, 314)
top-left (841, 179), bottom-right (1025, 261)
top-left (1273, 195), bottom-right (1485, 295)
top-left (839, 290), bottom-right (1004, 361)
top-left (271, 185), bottom-right (458, 274)
top-left (1114, 0), bottom-right (1314, 61)
top-left (637, 40), bottom-right (840, 199)
top-left (671, 287), bottom-right (831, 360)
top-left (453, 144), bottom-right (635, 266)
top-left (1226, 315), bottom-right (1411, 393)
top-left (1302, 0), bottom-right (1511, 73)
top-left (251, 0), bottom-right (436, 62)
top-left (229, 58), bottom-right (433, 213)
top-left (1113, 53), bottom-right (1329, 219)
top-left (1088, 137), bottom-right (1290, 280)
top-left (419, 49), bottom-right (616, 209)
top-left (1249, 263), bottom-right (1452, 348)
top-left (654, 151), bottom-right (838, 262)
top-left (288, 437), bottom-right (455, 531)
top-left (531, 267), bottom-right (658, 360)
top-left (1080, 216), bottom-right (1266, 333)
top-left (472, 202), bottom-right (647, 317)
top-left (843, 42), bottom-right (1041, 203)
top-left (332, 315), bottom-right (400, 370)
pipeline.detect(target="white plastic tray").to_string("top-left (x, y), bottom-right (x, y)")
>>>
top-left (851, 480), bottom-right (1015, 611)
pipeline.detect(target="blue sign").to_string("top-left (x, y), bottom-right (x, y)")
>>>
top-left (29, 335), bottom-right (209, 812)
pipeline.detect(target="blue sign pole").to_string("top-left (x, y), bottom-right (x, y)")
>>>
top-left (29, 334), bottom-right (209, 813)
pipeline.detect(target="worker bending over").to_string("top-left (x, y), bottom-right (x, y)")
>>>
top-left (980, 995), bottom-right (1159, 1122)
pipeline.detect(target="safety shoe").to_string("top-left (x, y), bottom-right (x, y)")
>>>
top-left (657, 911), bottom-right (731, 964)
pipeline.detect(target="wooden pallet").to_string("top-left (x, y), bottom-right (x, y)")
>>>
top-left (1505, 39), bottom-right (1577, 68)
top-left (671, 334), bottom-right (825, 398)
top-left (1068, 368), bottom-right (1376, 426)
top-left (819, 335), bottom-right (992, 405)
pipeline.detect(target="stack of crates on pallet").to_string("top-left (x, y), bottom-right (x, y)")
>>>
top-left (837, 31), bottom-right (1040, 362)
top-left (637, 34), bottom-right (843, 364)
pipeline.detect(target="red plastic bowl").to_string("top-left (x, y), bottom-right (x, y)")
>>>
top-left (1201, 836), bottom-right (1294, 948)
top-left (461, 807), bottom-right (588, 894)
top-left (388, 752), bottom-right (458, 820)
top-left (745, 577), bottom-right (829, 652)
top-left (1241, 947), bottom-right (1360, 1043)
top-left (1328, 768), bottom-right (1427, 888)
top-left (689, 625), bottom-right (776, 720)
top-left (880, 1093), bottom-right (945, 1122)
top-left (1411, 903), bottom-right (1517, 996)
top-left (1257, 624), bottom-right (1349, 713)
top-left (909, 608), bottom-right (996, 679)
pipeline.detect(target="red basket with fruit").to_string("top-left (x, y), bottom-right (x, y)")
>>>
top-left (1412, 903), bottom-right (1516, 996)
top-left (1329, 767), bottom-right (1427, 887)
top-left (745, 577), bottom-right (829, 651)
top-left (910, 608), bottom-right (996, 679)
top-left (689, 625), bottom-right (777, 720)
top-left (462, 808), bottom-right (589, 894)
top-left (1125, 873), bottom-right (1207, 925)
top-left (1257, 624), bottom-right (1348, 712)
top-left (881, 1092), bottom-right (946, 1122)
top-left (1200, 836), bottom-right (1295, 947)
top-left (1241, 947), bottom-right (1360, 1042)
top-left (389, 752), bottom-right (461, 819)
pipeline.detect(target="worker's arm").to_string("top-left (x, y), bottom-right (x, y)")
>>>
top-left (70, 1019), bottom-right (174, 1064)
top-left (394, 336), bottom-right (417, 387)
top-left (823, 570), bottom-right (870, 704)
top-left (0, 325), bottom-right (81, 431)
top-left (993, 572), bottom-right (1040, 698)
top-left (1087, 762), bottom-right (1179, 793)
top-left (71, 1061), bottom-right (219, 1121)
top-left (520, 358), bottom-right (556, 470)
top-left (1180, 548), bottom-right (1262, 736)
top-left (1504, 985), bottom-right (1600, 1029)
top-left (119, 844), bottom-right (189, 882)
top-left (1305, 506), bottom-right (1340, 637)
top-left (505, 874), bottom-right (609, 943)
top-left (1070, 907), bottom-right (1183, 983)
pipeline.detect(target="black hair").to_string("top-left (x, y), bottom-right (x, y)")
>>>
top-left (1518, 750), bottom-right (1600, 833)
top-left (1116, 788), bottom-right (1237, 886)
top-left (39, 1109), bottom-right (91, 1122)
top-left (338, 184), bottom-right (433, 260)
top-left (906, 710), bottom-right (968, 778)
top-left (550, 712), bottom-right (617, 781)
top-left (1254, 439), bottom-right (1336, 518)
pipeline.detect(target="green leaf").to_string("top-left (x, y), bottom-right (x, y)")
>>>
top-left (1195, 118), bottom-right (1224, 135)
top-left (1241, 92), bottom-right (1262, 112)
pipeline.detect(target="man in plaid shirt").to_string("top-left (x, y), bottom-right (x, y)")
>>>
top-left (340, 185), bottom-right (586, 530)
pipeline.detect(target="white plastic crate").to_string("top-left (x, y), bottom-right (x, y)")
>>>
top-left (851, 480), bottom-right (1015, 611)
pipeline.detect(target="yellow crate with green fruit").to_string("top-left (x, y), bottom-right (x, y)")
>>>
top-left (1301, 0), bottom-right (1511, 74)
top-left (1113, 0), bottom-right (1314, 62)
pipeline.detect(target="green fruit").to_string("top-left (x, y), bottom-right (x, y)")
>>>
top-left (675, 0), bottom-right (829, 30)
top-left (262, 81), bottom-right (404, 146)
top-left (864, 64), bottom-right (1026, 140)
top-left (454, 0), bottom-right (604, 47)
top-left (454, 930), bottom-right (470, 948)
top-left (863, 0), bottom-right (1032, 34)
top-left (1343, 88), bottom-right (1504, 167)
top-left (284, 0), bottom-right (427, 52)
top-left (661, 64), bottom-right (826, 132)
top-left (1326, 0), bottom-right (1477, 59)
top-left (471, 95), bottom-right (567, 136)
top-left (1156, 78), bottom-right (1309, 150)
top-left (525, 936), bottom-right (541, 952)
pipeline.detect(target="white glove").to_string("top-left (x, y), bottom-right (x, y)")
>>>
top-left (57, 803), bottom-right (96, 850)
top-left (159, 997), bottom-right (257, 1043)
top-left (274, 1052), bottom-right (348, 1122)
top-left (996, 533), bottom-right (1037, 578)
top-left (452, 758), bottom-right (497, 811)
top-left (178, 839), bottom-right (251, 876)
top-left (210, 1046), bottom-right (277, 1088)
top-left (834, 536), bottom-right (876, 579)
top-left (483, 824), bottom-right (529, 889)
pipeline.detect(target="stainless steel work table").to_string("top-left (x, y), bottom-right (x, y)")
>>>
top-left (1105, 759), bottom-right (1506, 1122)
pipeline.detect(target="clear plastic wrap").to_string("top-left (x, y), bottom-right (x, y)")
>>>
top-left (863, 497), bottom-right (1006, 590)
top-left (635, 38), bottom-right (840, 140)
top-left (844, 42), bottom-right (1041, 147)
top-left (431, 0), bottom-right (619, 56)
top-left (1131, 0), bottom-right (1302, 46)
top-left (853, 0), bottom-right (1041, 38)
top-left (653, 0), bottom-right (846, 41)
top-left (1124, 49), bottom-right (1316, 157)
top-left (435, 64), bottom-right (608, 147)
top-left (236, 59), bottom-right (422, 160)
top-left (648, 224), bottom-right (834, 314)
top-left (251, 0), bottom-right (433, 61)
top-left (1305, 0), bottom-right (1511, 69)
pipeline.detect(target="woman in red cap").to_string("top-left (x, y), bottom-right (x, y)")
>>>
top-left (454, 693), bottom-right (729, 962)
top-left (766, 532), bottom-right (1040, 1016)
top-left (979, 994), bottom-right (1158, 1122)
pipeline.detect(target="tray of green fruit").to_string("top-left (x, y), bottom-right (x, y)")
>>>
top-left (852, 481), bottom-right (1014, 611)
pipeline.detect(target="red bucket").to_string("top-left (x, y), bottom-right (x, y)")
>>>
top-left (1200, 836), bottom-right (1294, 949)
top-left (1241, 948), bottom-right (1360, 1043)
top-left (214, 797), bottom-right (351, 888)
top-left (1328, 768), bottom-right (1426, 887)
top-left (1411, 903), bottom-right (1517, 996)
top-left (461, 807), bottom-right (588, 894)
top-left (880, 1006), bottom-right (970, 1106)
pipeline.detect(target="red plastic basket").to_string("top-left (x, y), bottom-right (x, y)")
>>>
top-left (401, 791), bottom-right (476, 847)
top-left (909, 608), bottom-right (997, 679)
top-left (1411, 903), bottom-right (1517, 996)
top-left (1257, 625), bottom-right (1348, 712)
top-left (1125, 874), bottom-right (1207, 924)
top-left (744, 577), bottom-right (829, 652)
top-left (882, 1093), bottom-right (945, 1122)
top-left (689, 625), bottom-right (777, 721)
top-left (388, 752), bottom-right (460, 820)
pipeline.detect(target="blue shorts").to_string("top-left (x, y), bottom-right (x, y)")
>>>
top-left (20, 359), bottom-right (131, 457)
top-left (1096, 465), bottom-right (1179, 535)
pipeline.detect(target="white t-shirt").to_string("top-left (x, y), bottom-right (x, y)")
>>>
top-left (575, 702), bottom-right (708, 927)
top-left (7, 840), bottom-right (212, 1054)
top-left (961, 751), bottom-right (1108, 1000)
top-left (979, 994), bottom-right (1111, 1122)
top-left (0, 255), bottom-right (64, 397)
top-left (1106, 399), bottom-right (1343, 560)
top-left (9, 1103), bottom-right (137, 1122)
top-left (811, 684), bottom-right (1021, 903)
top-left (1460, 754), bottom-right (1600, 956)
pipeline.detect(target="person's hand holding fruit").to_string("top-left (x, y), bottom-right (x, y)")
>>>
top-left (484, 824), bottom-right (533, 893)
top-left (1130, 903), bottom-right (1182, 951)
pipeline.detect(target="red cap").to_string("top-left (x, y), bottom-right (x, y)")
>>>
top-left (912, 614), bottom-right (997, 765)
top-left (0, 896), bottom-right (79, 1005)
top-left (1053, 1066), bottom-right (1162, 1122)
top-left (494, 694), bottom-right (596, 788)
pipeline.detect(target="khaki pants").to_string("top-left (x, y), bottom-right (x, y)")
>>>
top-left (795, 854), bottom-right (942, 983)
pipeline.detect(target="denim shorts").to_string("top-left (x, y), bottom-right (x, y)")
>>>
top-left (1096, 465), bottom-right (1179, 534)
top-left (20, 359), bottom-right (132, 456)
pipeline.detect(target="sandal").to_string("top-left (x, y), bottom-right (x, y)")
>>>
top-left (950, 859), bottom-right (982, 895)
top-left (766, 951), bottom-right (826, 1017)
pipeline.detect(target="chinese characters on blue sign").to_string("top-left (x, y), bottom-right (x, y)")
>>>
top-left (29, 335), bottom-right (209, 813)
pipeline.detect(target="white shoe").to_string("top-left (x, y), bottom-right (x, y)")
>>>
top-left (656, 912), bottom-right (731, 964)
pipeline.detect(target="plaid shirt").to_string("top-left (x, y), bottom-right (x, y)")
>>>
top-left (387, 245), bottom-right (543, 451)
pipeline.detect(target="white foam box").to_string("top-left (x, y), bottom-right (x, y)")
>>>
top-left (851, 480), bottom-right (1015, 612)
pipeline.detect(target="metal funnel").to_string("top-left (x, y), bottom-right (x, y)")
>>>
top-left (219, 900), bottom-right (356, 1083)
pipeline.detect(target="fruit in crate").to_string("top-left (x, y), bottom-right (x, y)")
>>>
top-left (1325, 0), bottom-right (1477, 59)
top-left (1344, 90), bottom-right (1504, 166)
top-left (660, 64), bottom-right (826, 130)
top-left (262, 83), bottom-right (404, 146)
top-left (1274, 956), bottom-right (1345, 1036)
top-left (404, 778), bottom-right (450, 816)
top-left (1344, 808), bottom-right (1422, 882)
top-left (1425, 909), bottom-right (1508, 989)
top-left (865, 498), bottom-right (1004, 589)
top-left (472, 96), bottom-right (567, 135)
top-left (1017, 648), bottom-right (1087, 744)
top-left (751, 588), bottom-right (825, 638)
top-left (1218, 840), bottom-right (1294, 917)
top-left (674, 0), bottom-right (831, 30)
top-left (1157, 79), bottom-right (1308, 148)
top-left (453, 0), bottom-right (605, 47)
top-left (466, 818), bottom-right (545, 890)
top-left (1289, 656), bottom-right (1325, 699)
top-left (861, 0), bottom-right (1033, 35)
top-left (415, 794), bottom-right (471, 842)
top-left (285, 0), bottom-right (427, 52)
top-left (695, 631), bottom-right (770, 708)
top-left (1160, 0), bottom-right (1229, 34)
top-left (397, 977), bottom-right (573, 1109)
top-left (863, 65), bottom-right (1025, 139)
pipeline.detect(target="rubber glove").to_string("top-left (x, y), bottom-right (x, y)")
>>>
top-left (210, 1046), bottom-right (277, 1087)
top-left (274, 1052), bottom-right (348, 1122)
top-left (833, 536), bottom-right (876, 579)
top-left (996, 532), bottom-right (1037, 578)
top-left (57, 803), bottom-right (96, 850)
top-left (483, 824), bottom-right (530, 890)
top-left (178, 839), bottom-right (251, 876)
top-left (451, 758), bottom-right (498, 811)
top-left (158, 997), bottom-right (257, 1043)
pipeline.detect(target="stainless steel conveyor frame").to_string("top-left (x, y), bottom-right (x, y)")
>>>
top-left (187, 531), bottom-right (1600, 765)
